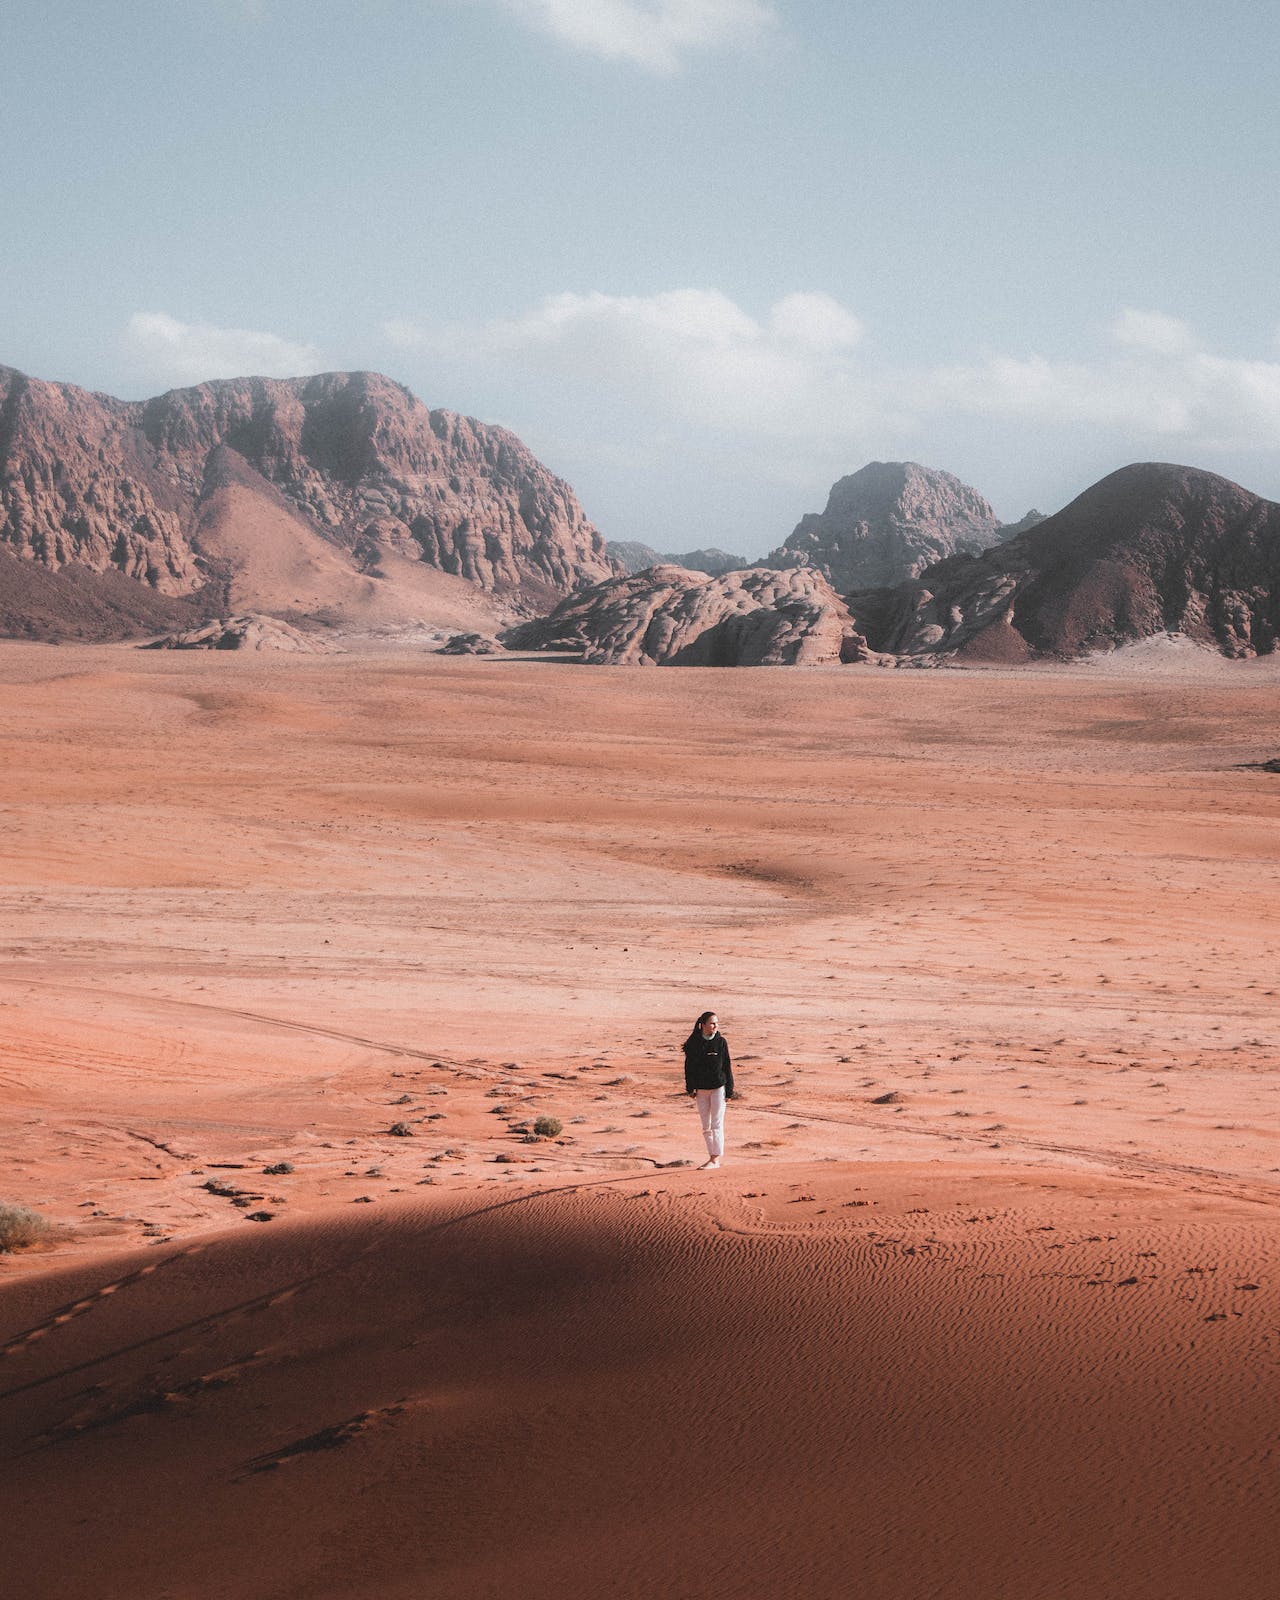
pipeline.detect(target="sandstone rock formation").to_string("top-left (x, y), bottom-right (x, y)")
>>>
top-left (770, 461), bottom-right (1012, 591)
top-left (0, 364), bottom-right (615, 639)
top-left (142, 614), bottom-right (343, 653)
top-left (852, 463), bottom-right (1280, 662)
top-left (606, 540), bottom-right (749, 577)
top-left (504, 565), bottom-right (877, 666)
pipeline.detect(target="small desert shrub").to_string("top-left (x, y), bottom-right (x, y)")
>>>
top-left (263, 1162), bottom-right (294, 1176)
top-left (0, 1203), bottom-right (51, 1251)
top-left (388, 1122), bottom-right (414, 1137)
top-left (533, 1115), bottom-right (563, 1139)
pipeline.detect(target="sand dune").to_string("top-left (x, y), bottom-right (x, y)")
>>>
top-left (4, 1170), bottom-right (1277, 1600)
top-left (192, 451), bottom-right (513, 637)
top-left (3, 643), bottom-right (1280, 1596)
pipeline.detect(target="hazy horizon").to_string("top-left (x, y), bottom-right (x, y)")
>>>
top-left (4, 1), bottom-right (1278, 557)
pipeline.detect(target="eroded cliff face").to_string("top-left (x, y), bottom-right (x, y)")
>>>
top-left (0, 366), bottom-right (198, 593)
top-left (852, 464), bottom-right (1280, 662)
top-left (505, 564), bottom-right (877, 666)
top-left (0, 365), bottom-right (615, 631)
top-left (770, 461), bottom-right (1008, 591)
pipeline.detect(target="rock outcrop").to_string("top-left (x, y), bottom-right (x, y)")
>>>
top-left (142, 614), bottom-right (343, 652)
top-left (770, 461), bottom-right (1011, 591)
top-left (0, 364), bottom-right (615, 639)
top-left (437, 632), bottom-right (504, 656)
top-left (606, 540), bottom-right (749, 577)
top-left (852, 463), bottom-right (1280, 661)
top-left (504, 565), bottom-right (876, 666)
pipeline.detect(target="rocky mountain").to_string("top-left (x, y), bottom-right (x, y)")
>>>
top-left (770, 461), bottom-right (1021, 591)
top-left (504, 565), bottom-right (876, 666)
top-left (851, 463), bottom-right (1280, 662)
top-left (606, 540), bottom-right (749, 577)
top-left (0, 364), bottom-right (615, 639)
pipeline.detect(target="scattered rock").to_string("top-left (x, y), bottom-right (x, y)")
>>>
top-left (437, 632), bottom-right (504, 655)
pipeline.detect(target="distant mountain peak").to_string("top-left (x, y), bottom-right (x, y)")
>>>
top-left (768, 460), bottom-right (1006, 591)
top-left (606, 540), bottom-right (749, 577)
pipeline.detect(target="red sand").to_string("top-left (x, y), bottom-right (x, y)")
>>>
top-left (2, 643), bottom-right (1279, 1598)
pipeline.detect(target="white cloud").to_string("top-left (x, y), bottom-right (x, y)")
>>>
top-left (382, 292), bottom-right (1280, 492)
top-left (768, 292), bottom-right (863, 351)
top-left (481, 0), bottom-right (778, 72)
top-left (386, 288), bottom-right (874, 440)
top-left (921, 326), bottom-right (1280, 446)
top-left (123, 311), bottom-right (324, 387)
top-left (394, 293), bottom-right (1280, 456)
top-left (1110, 307), bottom-right (1198, 357)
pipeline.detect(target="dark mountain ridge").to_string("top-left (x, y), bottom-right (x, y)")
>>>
top-left (852, 463), bottom-right (1280, 661)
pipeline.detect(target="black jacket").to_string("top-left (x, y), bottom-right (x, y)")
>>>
top-left (684, 1031), bottom-right (734, 1096)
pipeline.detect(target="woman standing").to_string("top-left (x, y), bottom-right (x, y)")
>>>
top-left (683, 1010), bottom-right (734, 1169)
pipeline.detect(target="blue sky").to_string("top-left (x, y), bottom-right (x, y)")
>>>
top-left (3, 1), bottom-right (1279, 554)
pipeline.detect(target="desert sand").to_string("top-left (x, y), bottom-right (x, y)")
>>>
top-left (3, 642), bottom-right (1280, 1599)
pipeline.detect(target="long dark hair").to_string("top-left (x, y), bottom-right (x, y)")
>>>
top-left (683, 1010), bottom-right (718, 1052)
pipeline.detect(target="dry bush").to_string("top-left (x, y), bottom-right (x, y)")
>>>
top-left (0, 1202), bottom-right (51, 1252)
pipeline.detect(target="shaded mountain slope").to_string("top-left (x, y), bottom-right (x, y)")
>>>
top-left (853, 463), bottom-right (1280, 661)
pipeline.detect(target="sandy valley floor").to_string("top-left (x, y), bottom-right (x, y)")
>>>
top-left (2, 643), bottom-right (1279, 1598)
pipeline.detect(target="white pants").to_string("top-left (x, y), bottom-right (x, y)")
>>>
top-left (696, 1087), bottom-right (725, 1159)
